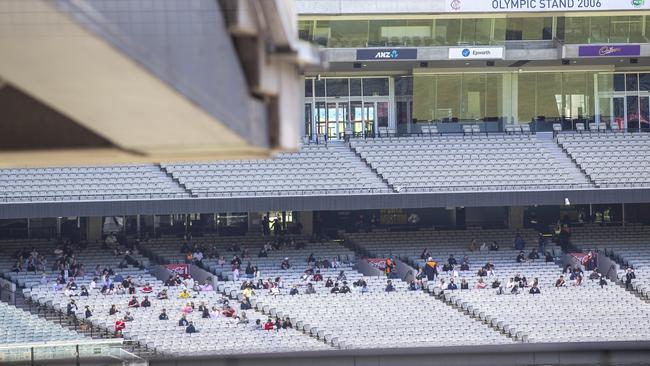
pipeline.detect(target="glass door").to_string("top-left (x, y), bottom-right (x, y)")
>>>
top-left (613, 96), bottom-right (625, 130)
top-left (304, 103), bottom-right (312, 138)
top-left (627, 96), bottom-right (640, 131)
top-left (350, 101), bottom-right (364, 137)
top-left (337, 102), bottom-right (349, 139)
top-left (315, 101), bottom-right (327, 136)
top-left (377, 101), bottom-right (389, 129)
top-left (640, 96), bottom-right (650, 130)
top-left (327, 102), bottom-right (338, 138)
top-left (363, 102), bottom-right (375, 136)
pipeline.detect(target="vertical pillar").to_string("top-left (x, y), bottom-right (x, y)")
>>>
top-left (153, 215), bottom-right (157, 237)
top-left (622, 203), bottom-right (626, 227)
top-left (86, 217), bottom-right (102, 242)
top-left (300, 211), bottom-right (314, 235)
top-left (26, 218), bottom-right (31, 239)
top-left (388, 76), bottom-right (396, 131)
top-left (508, 206), bottom-right (525, 230)
top-left (136, 215), bottom-right (141, 238)
top-left (503, 72), bottom-right (518, 125)
top-left (56, 217), bottom-right (62, 239)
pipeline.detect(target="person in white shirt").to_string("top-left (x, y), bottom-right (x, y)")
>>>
top-left (232, 268), bottom-right (240, 281)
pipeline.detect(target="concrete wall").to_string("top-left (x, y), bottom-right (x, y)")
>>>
top-left (355, 259), bottom-right (383, 276)
top-left (508, 207), bottom-right (525, 230)
top-left (597, 253), bottom-right (620, 282)
top-left (86, 217), bottom-right (102, 242)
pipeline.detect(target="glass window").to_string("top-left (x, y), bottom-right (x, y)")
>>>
top-left (589, 16), bottom-right (609, 43)
top-left (304, 79), bottom-right (313, 98)
top-left (563, 17), bottom-right (589, 44)
top-left (485, 74), bottom-right (503, 120)
top-left (315, 79), bottom-right (325, 97)
top-left (536, 72), bottom-right (563, 120)
top-left (298, 20), bottom-right (313, 42)
top-left (314, 21), bottom-right (330, 47)
top-left (350, 78), bottom-right (362, 96)
top-left (493, 18), bottom-right (507, 43)
top-left (434, 19), bottom-right (460, 46)
top-left (436, 75), bottom-right (461, 121)
top-left (518, 73), bottom-right (537, 123)
top-left (326, 78), bottom-right (349, 97)
top-left (460, 73), bottom-right (485, 120)
top-left (639, 74), bottom-right (650, 91)
top-left (460, 19), bottom-right (492, 45)
top-left (626, 74), bottom-right (639, 94)
top-left (507, 17), bottom-right (553, 41)
top-left (413, 75), bottom-right (437, 121)
top-left (395, 77), bottom-right (413, 97)
top-left (330, 20), bottom-right (368, 47)
top-left (614, 74), bottom-right (626, 92)
top-left (363, 78), bottom-right (389, 97)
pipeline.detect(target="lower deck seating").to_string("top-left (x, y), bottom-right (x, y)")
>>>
top-left (0, 302), bottom-right (86, 344)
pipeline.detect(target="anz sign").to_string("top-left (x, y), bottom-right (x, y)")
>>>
top-left (356, 48), bottom-right (418, 61)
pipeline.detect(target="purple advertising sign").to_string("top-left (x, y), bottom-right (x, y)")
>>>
top-left (578, 45), bottom-right (641, 57)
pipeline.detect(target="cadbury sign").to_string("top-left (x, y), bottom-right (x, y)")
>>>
top-left (578, 45), bottom-right (641, 57)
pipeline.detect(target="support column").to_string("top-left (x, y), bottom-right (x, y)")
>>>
top-left (136, 215), bottom-right (141, 238)
top-left (389, 76), bottom-right (396, 131)
top-left (299, 211), bottom-right (314, 235)
top-left (86, 217), bottom-right (102, 242)
top-left (508, 206), bottom-right (525, 230)
top-left (503, 72), bottom-right (518, 125)
top-left (56, 217), bottom-right (62, 239)
top-left (27, 218), bottom-right (31, 239)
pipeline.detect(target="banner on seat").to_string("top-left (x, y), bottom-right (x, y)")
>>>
top-left (165, 264), bottom-right (189, 278)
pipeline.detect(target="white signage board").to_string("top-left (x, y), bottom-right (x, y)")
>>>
top-left (446, 0), bottom-right (650, 12)
top-left (449, 47), bottom-right (505, 59)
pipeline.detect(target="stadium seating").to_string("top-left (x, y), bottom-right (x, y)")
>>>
top-left (162, 144), bottom-right (390, 197)
top-left (0, 165), bottom-right (188, 202)
top-left (0, 301), bottom-right (85, 344)
top-left (350, 135), bottom-right (587, 192)
top-left (558, 132), bottom-right (650, 187)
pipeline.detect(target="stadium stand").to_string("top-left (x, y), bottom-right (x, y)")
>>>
top-left (558, 132), bottom-right (650, 187)
top-left (161, 143), bottom-right (391, 197)
top-left (349, 135), bottom-right (589, 192)
top-left (0, 165), bottom-right (188, 202)
top-left (0, 301), bottom-right (86, 344)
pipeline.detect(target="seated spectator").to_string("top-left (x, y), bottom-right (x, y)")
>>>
top-left (420, 248), bottom-right (430, 260)
top-left (447, 279), bottom-right (458, 291)
top-left (141, 283), bottom-right (153, 293)
top-left (460, 261), bottom-right (469, 271)
top-left (159, 309), bottom-right (169, 320)
top-left (280, 258), bottom-right (291, 270)
top-left (114, 318), bottom-right (126, 335)
top-left (84, 305), bottom-right (92, 319)
top-left (330, 283), bottom-right (340, 294)
top-left (516, 251), bottom-right (526, 263)
top-left (325, 277), bottom-right (334, 287)
top-left (477, 267), bottom-right (487, 277)
top-left (555, 275), bottom-right (566, 287)
top-left (157, 289), bottom-right (169, 300)
top-left (468, 239), bottom-right (478, 252)
top-left (442, 262), bottom-right (453, 273)
top-left (312, 271), bottom-right (323, 282)
top-left (448, 255), bottom-right (457, 266)
top-left (589, 269), bottom-right (601, 281)
top-left (455, 278), bottom-right (466, 290)
top-left (529, 284), bottom-right (541, 294)
top-left (178, 314), bottom-right (189, 326)
top-left (263, 318), bottom-right (275, 331)
top-left (140, 296), bottom-right (151, 307)
top-left (545, 251), bottom-right (554, 263)
top-left (281, 317), bottom-right (292, 329)
top-left (240, 298), bottom-right (252, 310)
top-left (222, 305), bottom-right (236, 318)
top-left (514, 232), bottom-right (526, 250)
top-left (305, 283), bottom-right (317, 294)
top-left (340, 282), bottom-right (351, 294)
top-left (109, 304), bottom-right (120, 315)
top-left (385, 280), bottom-right (396, 292)
top-left (337, 270), bottom-right (347, 282)
top-left (127, 296), bottom-right (139, 308)
top-left (408, 281), bottom-right (418, 291)
top-left (242, 286), bottom-right (255, 299)
top-left (572, 272), bottom-right (583, 286)
top-left (66, 299), bottom-right (77, 316)
top-left (331, 257), bottom-right (340, 269)
top-left (123, 312), bottom-right (134, 322)
top-left (185, 321), bottom-right (197, 334)
top-left (178, 289), bottom-right (191, 299)
top-left (182, 302), bottom-right (193, 314)
top-left (475, 278), bottom-right (487, 289)
top-left (625, 267), bottom-right (636, 290)
top-left (491, 279), bottom-right (501, 289)
top-left (489, 241), bottom-right (499, 251)
top-left (289, 285), bottom-right (299, 296)
top-left (80, 286), bottom-right (89, 297)
top-left (528, 249), bottom-right (539, 260)
top-left (200, 281), bottom-right (214, 292)
top-left (479, 242), bottom-right (488, 252)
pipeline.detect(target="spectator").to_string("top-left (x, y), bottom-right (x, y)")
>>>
top-left (424, 258), bottom-right (438, 281)
top-left (529, 284), bottom-right (541, 294)
top-left (141, 296), bottom-right (151, 307)
top-left (516, 251), bottom-right (526, 263)
top-left (222, 305), bottom-right (236, 318)
top-left (80, 286), bottom-right (89, 297)
top-left (123, 312), bottom-right (134, 322)
top-left (408, 281), bottom-right (418, 291)
top-left (460, 279), bottom-right (469, 290)
top-left (305, 283), bottom-right (317, 294)
top-left (240, 298), bottom-right (252, 310)
top-left (477, 267), bottom-right (487, 277)
top-left (489, 241), bottom-right (499, 251)
top-left (157, 289), bottom-right (169, 300)
top-left (66, 299), bottom-right (77, 316)
top-left (178, 314), bottom-right (189, 326)
top-left (178, 289), bottom-right (191, 299)
top-left (555, 275), bottom-right (566, 287)
top-left (242, 286), bottom-right (255, 299)
top-left (185, 321), bottom-right (197, 334)
top-left (538, 234), bottom-right (547, 254)
top-left (182, 302), bottom-right (193, 314)
top-left (141, 283), bottom-right (153, 293)
top-left (545, 251), bottom-right (554, 263)
top-left (84, 305), bottom-right (92, 319)
top-left (313, 271), bottom-right (323, 282)
top-left (447, 279), bottom-right (458, 291)
top-left (572, 272), bottom-right (583, 286)
top-left (325, 277), bottom-right (334, 287)
top-left (340, 281), bottom-right (351, 294)
top-left (468, 239), bottom-right (478, 252)
top-left (514, 232), bottom-right (526, 250)
top-left (337, 270), bottom-right (347, 282)
top-left (448, 255), bottom-right (457, 266)
top-left (475, 278), bottom-right (487, 289)
top-left (114, 318), bottom-right (125, 335)
top-left (420, 248), bottom-right (430, 260)
top-left (385, 280), bottom-right (396, 292)
top-left (109, 304), bottom-right (119, 315)
top-left (159, 309), bottom-right (169, 320)
top-left (528, 249), bottom-right (539, 260)
top-left (460, 260), bottom-right (469, 271)
top-left (263, 318), bottom-right (275, 330)
top-left (280, 258), bottom-right (291, 270)
top-left (127, 296), bottom-right (139, 308)
top-left (330, 283), bottom-right (340, 294)
top-left (625, 267), bottom-right (636, 289)
top-left (289, 285), bottom-right (299, 296)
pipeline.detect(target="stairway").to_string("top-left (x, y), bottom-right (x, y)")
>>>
top-left (535, 133), bottom-right (596, 188)
top-left (325, 141), bottom-right (393, 192)
top-left (156, 164), bottom-right (195, 197)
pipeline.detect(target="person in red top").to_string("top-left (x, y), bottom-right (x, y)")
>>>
top-left (114, 318), bottom-right (126, 335)
top-left (127, 296), bottom-right (140, 308)
top-left (141, 283), bottom-right (153, 293)
top-left (221, 305), bottom-right (236, 318)
top-left (263, 318), bottom-right (274, 330)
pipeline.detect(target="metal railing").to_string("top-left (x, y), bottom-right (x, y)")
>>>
top-left (0, 339), bottom-right (136, 365)
top-left (0, 192), bottom-right (189, 203)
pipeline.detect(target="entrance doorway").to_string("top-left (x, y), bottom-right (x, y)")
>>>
top-left (311, 98), bottom-right (388, 139)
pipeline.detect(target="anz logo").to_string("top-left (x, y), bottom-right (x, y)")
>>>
top-left (374, 49), bottom-right (400, 59)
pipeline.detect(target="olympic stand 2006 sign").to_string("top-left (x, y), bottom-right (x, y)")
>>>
top-left (447, 0), bottom-right (650, 12)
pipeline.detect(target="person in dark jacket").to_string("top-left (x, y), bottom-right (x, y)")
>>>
top-left (185, 321), bottom-right (197, 333)
top-left (447, 279), bottom-right (458, 291)
top-left (159, 309), bottom-right (169, 320)
top-left (423, 258), bottom-right (438, 281)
